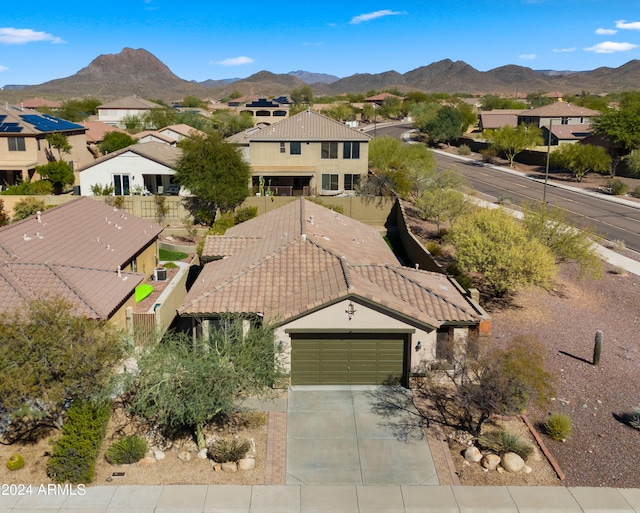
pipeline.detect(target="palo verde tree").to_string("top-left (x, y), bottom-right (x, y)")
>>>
top-left (416, 335), bottom-right (554, 437)
top-left (0, 297), bottom-right (124, 443)
top-left (174, 132), bottom-right (251, 225)
top-left (121, 318), bottom-right (283, 449)
top-left (483, 123), bottom-right (543, 167)
top-left (45, 132), bottom-right (72, 161)
top-left (549, 143), bottom-right (611, 182)
top-left (445, 207), bottom-right (556, 296)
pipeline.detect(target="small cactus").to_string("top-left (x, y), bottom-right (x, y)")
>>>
top-left (6, 453), bottom-right (25, 471)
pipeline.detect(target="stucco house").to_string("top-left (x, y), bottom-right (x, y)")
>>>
top-left (97, 96), bottom-right (163, 127)
top-left (135, 124), bottom-right (205, 146)
top-left (0, 105), bottom-right (91, 186)
top-left (517, 102), bottom-right (599, 145)
top-left (0, 197), bottom-right (163, 328)
top-left (178, 199), bottom-right (490, 386)
top-left (78, 141), bottom-right (181, 196)
top-left (228, 110), bottom-right (372, 196)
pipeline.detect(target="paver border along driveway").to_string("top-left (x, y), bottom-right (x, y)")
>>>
top-left (286, 386), bottom-right (438, 485)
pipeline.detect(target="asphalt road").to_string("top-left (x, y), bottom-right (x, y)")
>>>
top-left (370, 122), bottom-right (640, 253)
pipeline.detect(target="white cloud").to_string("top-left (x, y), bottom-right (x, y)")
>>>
top-left (519, 53), bottom-right (537, 60)
top-left (0, 65), bottom-right (7, 72)
top-left (553, 47), bottom-right (576, 53)
top-left (616, 20), bottom-right (640, 30)
top-left (584, 41), bottom-right (638, 53)
top-left (215, 56), bottom-right (254, 66)
top-left (0, 27), bottom-right (63, 45)
top-left (350, 10), bottom-right (405, 24)
top-left (595, 28), bottom-right (617, 35)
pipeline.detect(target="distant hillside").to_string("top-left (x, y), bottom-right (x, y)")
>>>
top-left (287, 70), bottom-right (340, 84)
top-left (5, 47), bottom-right (640, 102)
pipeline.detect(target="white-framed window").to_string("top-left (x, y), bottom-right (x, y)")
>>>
top-left (321, 173), bottom-right (339, 190)
top-left (8, 137), bottom-right (26, 151)
top-left (280, 142), bottom-right (286, 153)
top-left (343, 142), bottom-right (360, 159)
top-left (113, 174), bottom-right (131, 196)
top-left (321, 142), bottom-right (338, 159)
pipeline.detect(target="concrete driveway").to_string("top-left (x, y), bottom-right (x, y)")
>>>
top-left (286, 386), bottom-right (438, 485)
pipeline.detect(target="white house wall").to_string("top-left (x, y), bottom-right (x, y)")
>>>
top-left (275, 298), bottom-right (437, 375)
top-left (79, 151), bottom-right (175, 195)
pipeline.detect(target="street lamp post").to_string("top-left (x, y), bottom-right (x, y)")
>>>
top-left (543, 118), bottom-right (553, 205)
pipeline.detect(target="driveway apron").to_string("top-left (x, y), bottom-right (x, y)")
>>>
top-left (286, 386), bottom-right (438, 485)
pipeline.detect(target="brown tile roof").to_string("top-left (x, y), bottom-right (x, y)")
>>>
top-left (549, 124), bottom-right (593, 140)
top-left (0, 197), bottom-right (162, 319)
top-left (522, 102), bottom-right (600, 117)
top-left (246, 110), bottom-right (372, 142)
top-left (78, 141), bottom-right (180, 172)
top-left (21, 98), bottom-right (62, 109)
top-left (179, 199), bottom-right (483, 328)
top-left (479, 111), bottom-right (521, 129)
top-left (80, 121), bottom-right (126, 144)
top-left (98, 96), bottom-right (162, 110)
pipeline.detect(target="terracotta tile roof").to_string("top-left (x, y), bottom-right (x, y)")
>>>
top-left (21, 98), bottom-right (62, 109)
top-left (180, 199), bottom-right (483, 328)
top-left (245, 110), bottom-right (372, 142)
top-left (97, 96), bottom-right (162, 110)
top-left (0, 198), bottom-right (161, 319)
top-left (522, 102), bottom-right (600, 117)
top-left (78, 141), bottom-right (180, 172)
top-left (80, 121), bottom-right (126, 144)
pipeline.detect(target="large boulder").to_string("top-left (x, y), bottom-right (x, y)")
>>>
top-left (464, 446), bottom-right (482, 462)
top-left (502, 452), bottom-right (525, 473)
top-left (481, 454), bottom-right (501, 471)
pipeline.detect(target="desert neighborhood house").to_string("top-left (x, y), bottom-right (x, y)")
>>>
top-left (0, 197), bottom-right (163, 327)
top-left (228, 110), bottom-right (372, 197)
top-left (178, 199), bottom-right (490, 386)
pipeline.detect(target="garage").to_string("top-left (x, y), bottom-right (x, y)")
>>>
top-left (290, 332), bottom-right (409, 386)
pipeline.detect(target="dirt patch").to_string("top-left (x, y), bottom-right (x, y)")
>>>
top-left (0, 407), bottom-right (269, 487)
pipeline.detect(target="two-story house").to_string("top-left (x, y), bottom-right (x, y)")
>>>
top-left (517, 102), bottom-right (600, 146)
top-left (97, 96), bottom-right (163, 127)
top-left (0, 106), bottom-right (90, 187)
top-left (228, 110), bottom-right (372, 196)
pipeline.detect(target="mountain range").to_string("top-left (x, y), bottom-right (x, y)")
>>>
top-left (3, 47), bottom-right (640, 102)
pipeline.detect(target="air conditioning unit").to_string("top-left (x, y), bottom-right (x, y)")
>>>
top-left (154, 268), bottom-right (167, 281)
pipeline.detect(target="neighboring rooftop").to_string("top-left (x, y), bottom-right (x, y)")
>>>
top-left (78, 141), bottom-right (181, 172)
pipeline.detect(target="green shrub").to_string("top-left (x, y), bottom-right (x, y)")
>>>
top-left (210, 212), bottom-right (235, 235)
top-left (234, 206), bottom-right (258, 224)
top-left (477, 430), bottom-right (534, 460)
top-left (480, 146), bottom-right (497, 163)
top-left (497, 195), bottom-right (513, 205)
top-left (12, 197), bottom-right (47, 221)
top-left (6, 453), bottom-right (25, 471)
top-left (47, 400), bottom-right (111, 484)
top-left (458, 144), bottom-right (471, 156)
top-left (105, 435), bottom-right (148, 465)
top-left (633, 185), bottom-right (640, 198)
top-left (607, 178), bottom-right (628, 196)
top-left (163, 261), bottom-right (178, 269)
top-left (543, 412), bottom-right (572, 441)
top-left (1, 180), bottom-right (53, 195)
top-left (208, 437), bottom-right (251, 463)
top-left (233, 411), bottom-right (267, 429)
top-left (426, 241), bottom-right (443, 257)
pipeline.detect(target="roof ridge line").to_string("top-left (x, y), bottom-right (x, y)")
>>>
top-left (47, 264), bottom-right (103, 318)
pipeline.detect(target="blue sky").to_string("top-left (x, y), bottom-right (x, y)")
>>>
top-left (1, 0), bottom-right (639, 87)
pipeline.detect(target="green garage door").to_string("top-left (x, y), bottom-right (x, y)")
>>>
top-left (291, 333), bottom-right (407, 385)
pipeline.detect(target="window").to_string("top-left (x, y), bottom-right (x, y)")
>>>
top-left (280, 142), bottom-right (286, 153)
top-left (561, 117), bottom-right (569, 125)
top-left (321, 142), bottom-right (338, 159)
top-left (113, 174), bottom-right (131, 196)
top-left (321, 173), bottom-right (338, 191)
top-left (8, 137), bottom-right (25, 151)
top-left (343, 141), bottom-right (360, 159)
top-left (290, 142), bottom-right (301, 155)
top-left (344, 174), bottom-right (360, 190)
top-left (436, 328), bottom-right (454, 362)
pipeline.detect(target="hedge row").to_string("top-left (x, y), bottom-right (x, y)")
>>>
top-left (46, 400), bottom-right (111, 484)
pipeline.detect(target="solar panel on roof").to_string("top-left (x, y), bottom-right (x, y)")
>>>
top-left (0, 124), bottom-right (23, 133)
top-left (0, 115), bottom-right (6, 123)
top-left (20, 114), bottom-right (83, 132)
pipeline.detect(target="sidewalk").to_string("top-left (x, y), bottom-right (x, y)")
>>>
top-left (2, 483), bottom-right (640, 512)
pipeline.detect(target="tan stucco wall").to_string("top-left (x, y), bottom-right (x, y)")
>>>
top-left (109, 294), bottom-right (137, 329)
top-left (274, 298), bottom-right (440, 375)
top-left (134, 241), bottom-right (158, 278)
top-left (250, 141), bottom-right (369, 191)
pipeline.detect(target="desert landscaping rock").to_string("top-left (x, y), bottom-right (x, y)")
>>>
top-left (154, 450), bottom-right (165, 461)
top-left (197, 448), bottom-right (208, 460)
top-left (482, 454), bottom-right (501, 471)
top-left (464, 446), bottom-right (482, 462)
top-left (220, 462), bottom-right (237, 473)
top-left (502, 452), bottom-right (525, 473)
top-left (238, 457), bottom-right (256, 470)
top-left (178, 451), bottom-right (192, 463)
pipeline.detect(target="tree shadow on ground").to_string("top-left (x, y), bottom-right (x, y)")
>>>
top-left (365, 387), bottom-right (435, 442)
